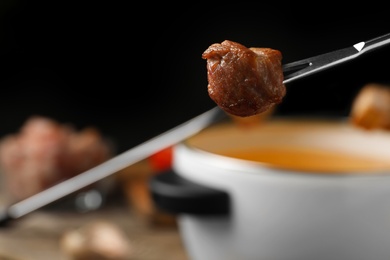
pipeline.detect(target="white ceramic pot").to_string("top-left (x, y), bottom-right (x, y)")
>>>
top-left (151, 118), bottom-right (390, 260)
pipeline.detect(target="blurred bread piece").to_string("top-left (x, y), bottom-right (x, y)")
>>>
top-left (350, 83), bottom-right (390, 130)
top-left (60, 220), bottom-right (132, 260)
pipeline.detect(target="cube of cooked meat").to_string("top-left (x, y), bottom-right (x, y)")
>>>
top-left (202, 40), bottom-right (286, 117)
top-left (350, 83), bottom-right (390, 130)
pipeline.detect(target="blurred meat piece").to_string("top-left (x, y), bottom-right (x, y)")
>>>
top-left (0, 116), bottom-right (114, 202)
top-left (350, 83), bottom-right (390, 130)
top-left (202, 40), bottom-right (286, 117)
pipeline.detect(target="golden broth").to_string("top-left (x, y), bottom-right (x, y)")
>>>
top-left (186, 119), bottom-right (390, 174)
top-left (221, 146), bottom-right (390, 173)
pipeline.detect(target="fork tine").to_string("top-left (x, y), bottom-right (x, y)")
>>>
top-left (282, 33), bottom-right (390, 84)
top-left (282, 60), bottom-right (311, 73)
top-left (282, 45), bottom-right (358, 84)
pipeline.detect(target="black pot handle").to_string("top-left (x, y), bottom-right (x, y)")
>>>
top-left (149, 170), bottom-right (230, 215)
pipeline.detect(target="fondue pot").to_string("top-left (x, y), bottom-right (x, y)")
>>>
top-left (150, 118), bottom-right (390, 260)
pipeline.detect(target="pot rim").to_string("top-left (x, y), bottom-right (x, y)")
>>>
top-left (177, 116), bottom-right (390, 178)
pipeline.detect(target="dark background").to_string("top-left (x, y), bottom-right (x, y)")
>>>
top-left (1, 1), bottom-right (390, 153)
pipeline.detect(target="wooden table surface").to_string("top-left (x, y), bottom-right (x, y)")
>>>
top-left (0, 199), bottom-right (189, 260)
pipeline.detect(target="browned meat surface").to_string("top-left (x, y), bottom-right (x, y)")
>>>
top-left (350, 83), bottom-right (390, 130)
top-left (202, 40), bottom-right (286, 117)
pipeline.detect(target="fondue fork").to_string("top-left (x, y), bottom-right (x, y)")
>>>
top-left (1, 33), bottom-right (390, 225)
